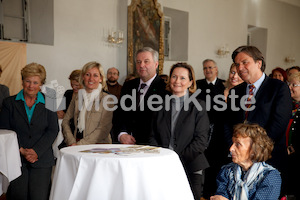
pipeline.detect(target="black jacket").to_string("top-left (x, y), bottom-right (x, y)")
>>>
top-left (150, 98), bottom-right (210, 173)
top-left (113, 75), bottom-right (167, 144)
top-left (0, 95), bottom-right (59, 168)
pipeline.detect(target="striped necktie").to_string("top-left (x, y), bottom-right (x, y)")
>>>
top-left (244, 84), bottom-right (255, 122)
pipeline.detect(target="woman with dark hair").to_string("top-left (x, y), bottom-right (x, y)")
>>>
top-left (271, 67), bottom-right (288, 82)
top-left (57, 69), bottom-right (82, 119)
top-left (150, 62), bottom-right (210, 200)
top-left (211, 123), bottom-right (281, 200)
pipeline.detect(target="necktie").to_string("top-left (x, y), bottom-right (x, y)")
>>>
top-left (244, 84), bottom-right (255, 122)
top-left (137, 83), bottom-right (147, 106)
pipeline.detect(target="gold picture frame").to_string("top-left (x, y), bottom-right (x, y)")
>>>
top-left (128, 0), bottom-right (164, 75)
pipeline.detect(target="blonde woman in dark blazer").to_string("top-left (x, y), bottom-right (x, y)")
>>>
top-left (0, 63), bottom-right (59, 200)
top-left (62, 61), bottom-right (113, 145)
top-left (150, 63), bottom-right (210, 200)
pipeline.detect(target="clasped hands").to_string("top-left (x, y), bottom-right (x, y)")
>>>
top-left (20, 147), bottom-right (38, 163)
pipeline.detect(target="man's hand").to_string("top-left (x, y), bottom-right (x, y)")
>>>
top-left (119, 134), bottom-right (136, 144)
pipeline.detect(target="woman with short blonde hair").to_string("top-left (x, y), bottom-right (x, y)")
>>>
top-left (285, 72), bottom-right (300, 198)
top-left (80, 61), bottom-right (108, 91)
top-left (0, 62), bottom-right (58, 200)
top-left (21, 62), bottom-right (47, 84)
top-left (62, 61), bottom-right (113, 145)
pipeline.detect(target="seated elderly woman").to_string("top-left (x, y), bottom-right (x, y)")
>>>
top-left (210, 123), bottom-right (281, 200)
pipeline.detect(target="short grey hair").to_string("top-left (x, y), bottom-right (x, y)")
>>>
top-left (135, 47), bottom-right (158, 62)
top-left (202, 59), bottom-right (217, 66)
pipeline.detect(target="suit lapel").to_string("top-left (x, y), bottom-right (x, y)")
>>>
top-left (237, 82), bottom-right (248, 120)
top-left (144, 75), bottom-right (160, 100)
top-left (31, 103), bottom-right (44, 124)
top-left (253, 76), bottom-right (269, 103)
top-left (173, 104), bottom-right (190, 138)
top-left (15, 100), bottom-right (30, 124)
top-left (247, 76), bottom-right (268, 121)
top-left (163, 108), bottom-right (172, 134)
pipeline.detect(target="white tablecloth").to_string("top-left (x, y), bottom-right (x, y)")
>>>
top-left (50, 144), bottom-right (194, 200)
top-left (0, 130), bottom-right (22, 195)
top-left (52, 119), bottom-right (63, 159)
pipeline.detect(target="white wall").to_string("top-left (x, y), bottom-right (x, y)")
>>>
top-left (27, 0), bottom-right (127, 89)
top-left (26, 0), bottom-right (300, 90)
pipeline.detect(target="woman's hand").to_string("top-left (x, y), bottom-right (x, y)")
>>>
top-left (210, 195), bottom-right (229, 200)
top-left (57, 110), bottom-right (65, 119)
top-left (20, 147), bottom-right (38, 163)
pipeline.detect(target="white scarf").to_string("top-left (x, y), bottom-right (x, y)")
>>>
top-left (77, 84), bottom-right (102, 133)
top-left (233, 162), bottom-right (265, 200)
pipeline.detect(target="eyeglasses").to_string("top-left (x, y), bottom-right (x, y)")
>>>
top-left (203, 66), bottom-right (216, 70)
top-left (288, 83), bottom-right (300, 88)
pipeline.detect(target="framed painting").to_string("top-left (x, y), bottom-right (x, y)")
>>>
top-left (128, 0), bottom-right (164, 75)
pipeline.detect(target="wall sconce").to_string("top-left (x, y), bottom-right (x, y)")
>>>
top-left (216, 45), bottom-right (230, 57)
top-left (107, 29), bottom-right (124, 47)
top-left (284, 56), bottom-right (296, 64)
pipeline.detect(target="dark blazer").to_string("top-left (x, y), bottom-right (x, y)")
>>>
top-left (289, 110), bottom-right (300, 156)
top-left (196, 78), bottom-right (225, 98)
top-left (0, 95), bottom-right (59, 168)
top-left (196, 78), bottom-right (225, 123)
top-left (63, 89), bottom-right (74, 113)
top-left (113, 75), bottom-right (167, 144)
top-left (150, 98), bottom-right (210, 173)
top-left (224, 76), bottom-right (292, 170)
top-left (0, 84), bottom-right (9, 111)
top-left (287, 108), bottom-right (299, 197)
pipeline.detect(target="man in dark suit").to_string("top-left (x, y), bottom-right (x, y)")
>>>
top-left (113, 47), bottom-right (166, 144)
top-left (225, 45), bottom-right (292, 196)
top-left (196, 59), bottom-right (227, 199)
top-left (196, 59), bottom-right (225, 107)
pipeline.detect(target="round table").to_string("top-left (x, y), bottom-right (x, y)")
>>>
top-left (0, 129), bottom-right (22, 195)
top-left (50, 144), bottom-right (194, 200)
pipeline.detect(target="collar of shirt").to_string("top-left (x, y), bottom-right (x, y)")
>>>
top-left (139, 74), bottom-right (157, 91)
top-left (206, 77), bottom-right (217, 85)
top-left (16, 90), bottom-right (45, 122)
top-left (246, 73), bottom-right (265, 97)
top-left (16, 89), bottom-right (45, 104)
